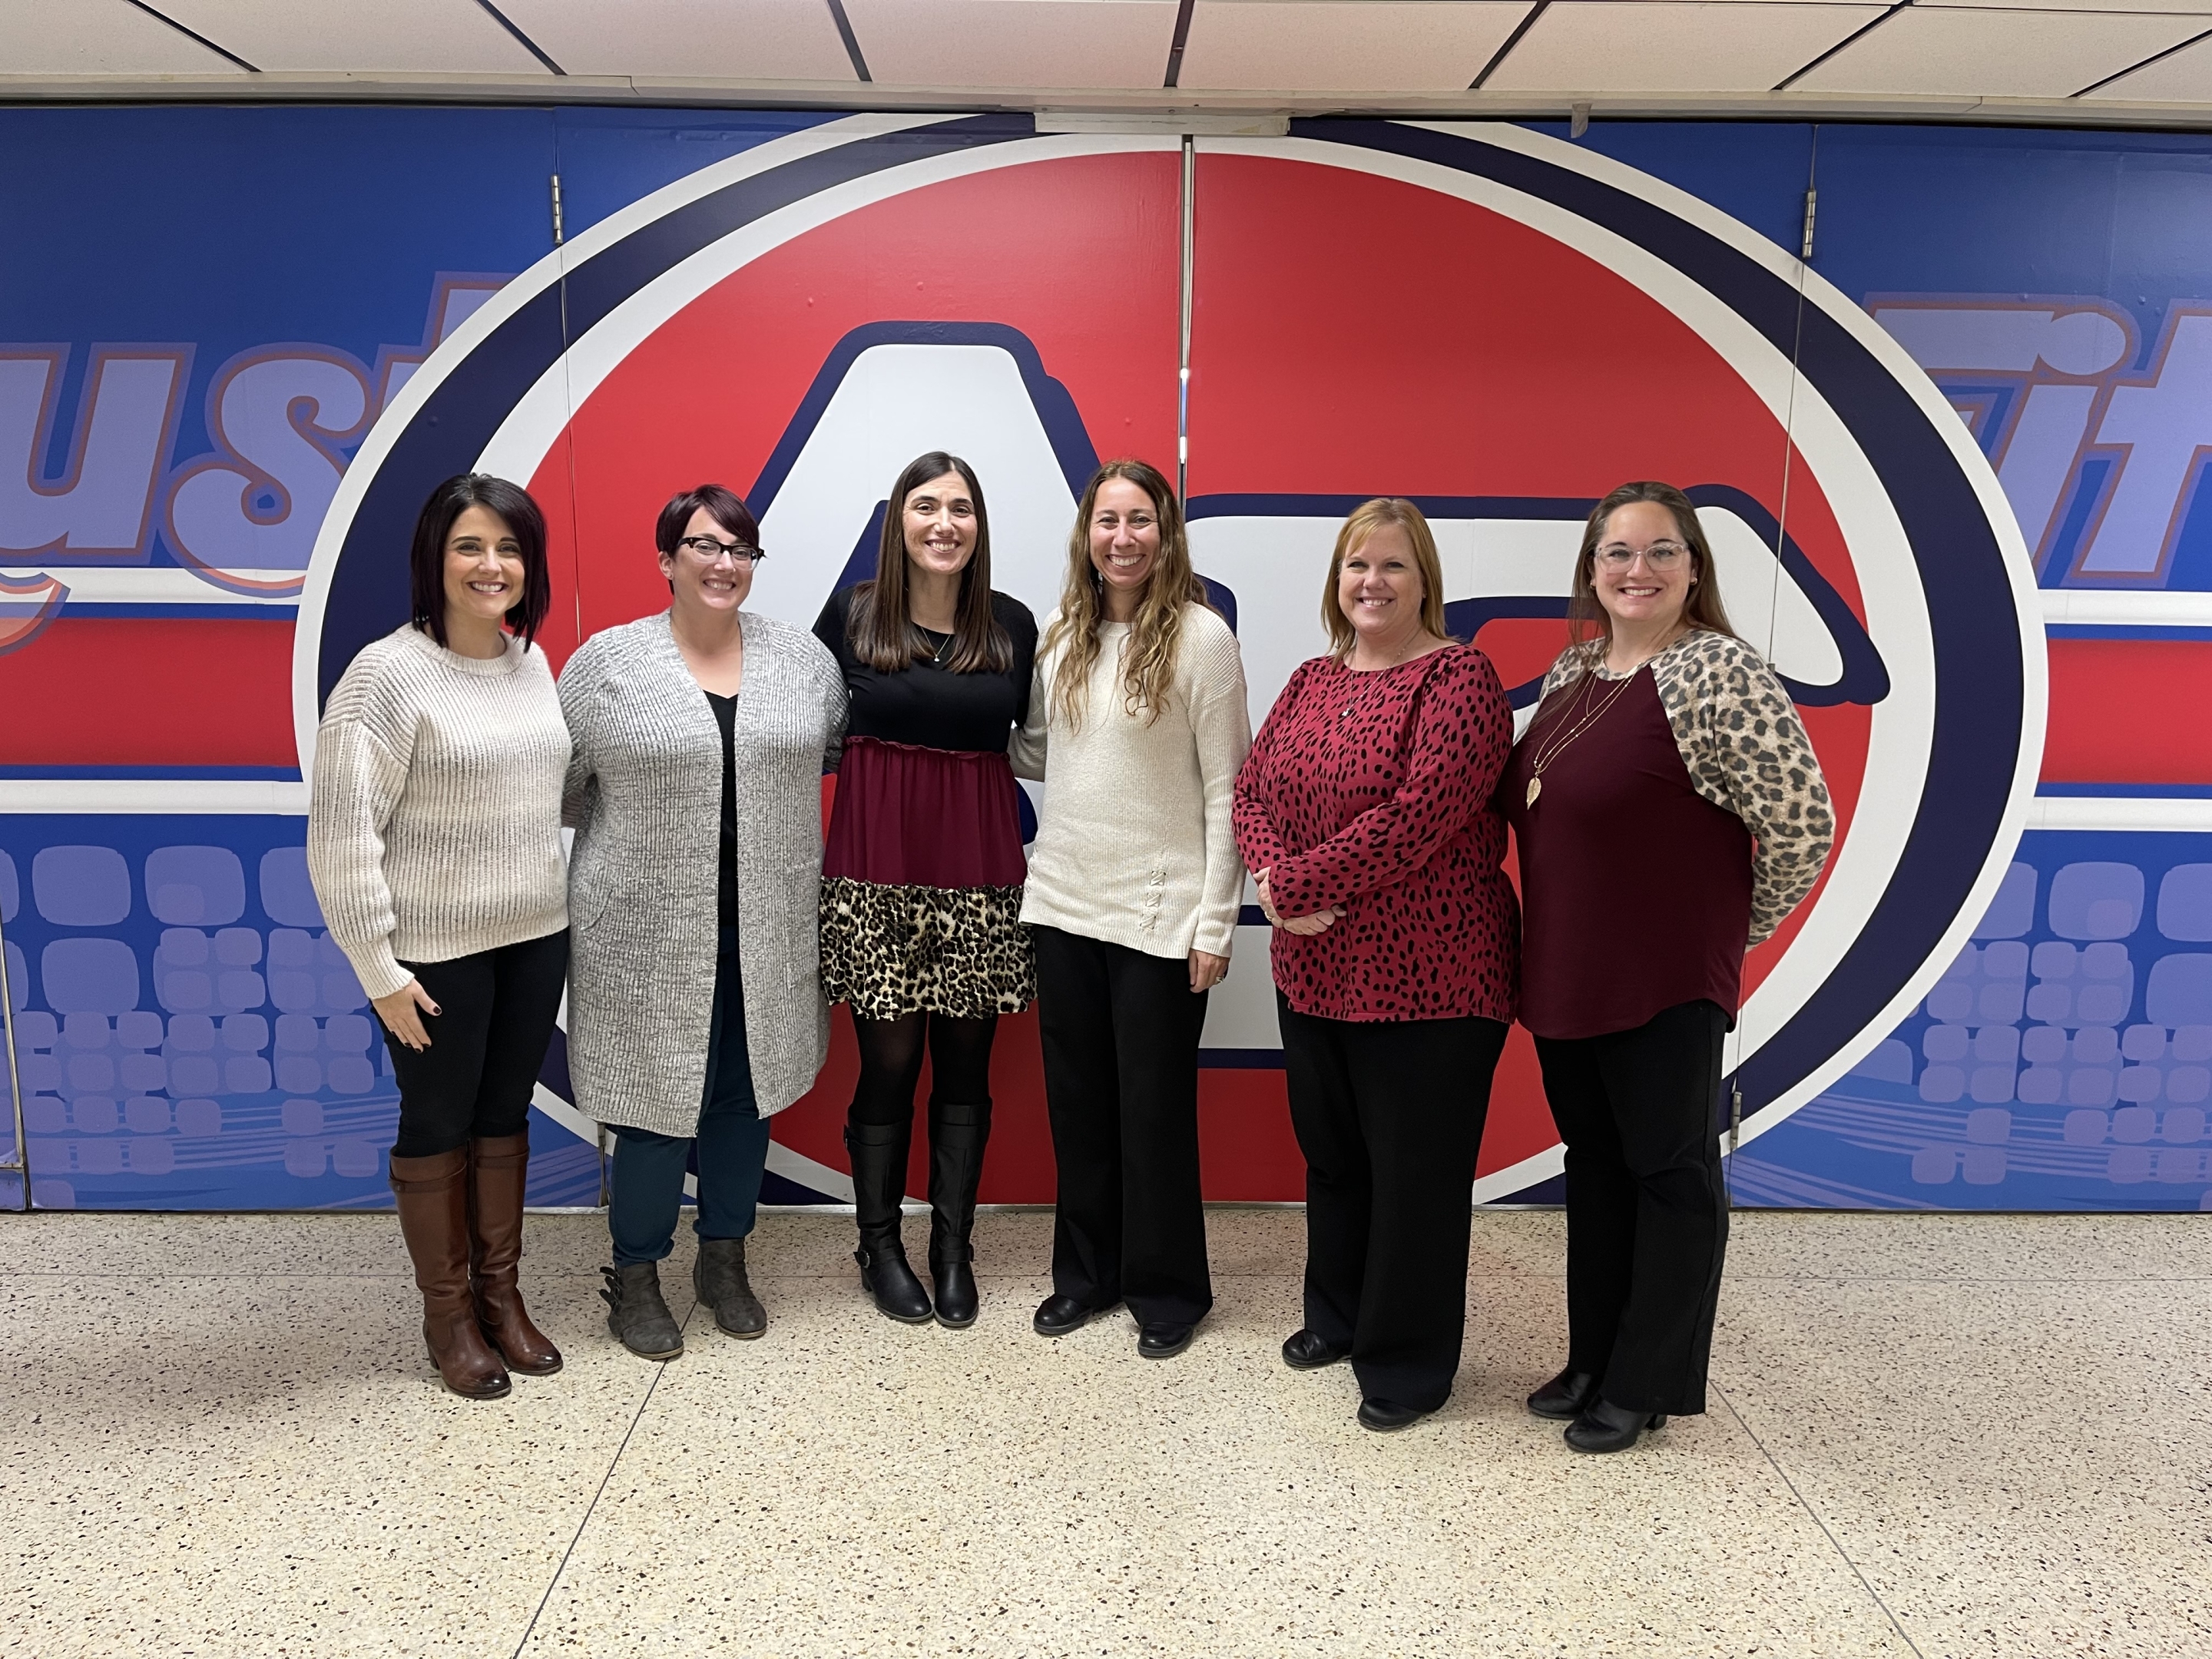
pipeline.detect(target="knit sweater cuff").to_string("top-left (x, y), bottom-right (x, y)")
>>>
top-left (343, 940), bottom-right (414, 1002)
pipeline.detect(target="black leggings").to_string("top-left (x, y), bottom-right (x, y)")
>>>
top-left (383, 930), bottom-right (569, 1158)
top-left (848, 1012), bottom-right (998, 1124)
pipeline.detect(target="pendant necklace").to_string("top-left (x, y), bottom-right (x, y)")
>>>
top-left (1522, 667), bottom-right (1634, 807)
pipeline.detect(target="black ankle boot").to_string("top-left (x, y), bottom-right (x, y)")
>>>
top-left (927, 1098), bottom-right (990, 1330)
top-left (1565, 1397), bottom-right (1667, 1453)
top-left (1527, 1366), bottom-right (1599, 1420)
top-left (845, 1120), bottom-right (932, 1324)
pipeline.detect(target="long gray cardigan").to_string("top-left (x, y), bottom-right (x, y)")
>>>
top-left (559, 610), bottom-right (847, 1135)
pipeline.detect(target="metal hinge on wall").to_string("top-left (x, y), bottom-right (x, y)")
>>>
top-left (551, 173), bottom-right (565, 247)
top-left (1800, 188), bottom-right (1818, 263)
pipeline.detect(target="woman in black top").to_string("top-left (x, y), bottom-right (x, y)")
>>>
top-left (814, 451), bottom-right (1038, 1329)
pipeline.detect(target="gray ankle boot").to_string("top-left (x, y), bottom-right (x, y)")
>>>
top-left (694, 1237), bottom-right (766, 1338)
top-left (599, 1262), bottom-right (683, 1360)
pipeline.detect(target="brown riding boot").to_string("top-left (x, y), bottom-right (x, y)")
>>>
top-left (469, 1133), bottom-right (563, 1376)
top-left (389, 1147), bottom-right (511, 1399)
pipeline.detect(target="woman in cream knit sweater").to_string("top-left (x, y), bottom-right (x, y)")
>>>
top-left (1011, 459), bottom-right (1250, 1359)
top-left (308, 474), bottom-right (571, 1402)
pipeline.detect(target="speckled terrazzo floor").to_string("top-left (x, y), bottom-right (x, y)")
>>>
top-left (1, 1210), bottom-right (2206, 1658)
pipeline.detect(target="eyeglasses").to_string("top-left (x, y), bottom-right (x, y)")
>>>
top-left (1594, 541), bottom-right (1689, 571)
top-left (677, 536), bottom-right (765, 565)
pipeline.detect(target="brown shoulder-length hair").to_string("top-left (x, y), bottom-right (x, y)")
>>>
top-left (408, 473), bottom-right (551, 650)
top-left (1565, 481), bottom-right (1737, 671)
top-left (843, 451), bottom-right (1011, 674)
top-left (1321, 498), bottom-right (1452, 661)
top-left (1042, 459), bottom-right (1214, 730)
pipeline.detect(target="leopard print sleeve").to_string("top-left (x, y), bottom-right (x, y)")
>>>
top-left (1649, 631), bottom-right (1834, 945)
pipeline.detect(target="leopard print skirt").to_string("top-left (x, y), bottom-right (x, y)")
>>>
top-left (820, 876), bottom-right (1036, 1021)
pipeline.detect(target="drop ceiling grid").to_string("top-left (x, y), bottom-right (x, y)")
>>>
top-left (0, 0), bottom-right (246, 74)
top-left (840, 0), bottom-right (1181, 89)
top-left (1486, 2), bottom-right (1889, 91)
top-left (1176, 2), bottom-right (1529, 91)
top-left (153, 0), bottom-right (551, 72)
top-left (493, 0), bottom-right (859, 80)
top-left (2085, 27), bottom-right (2212, 94)
top-left (1794, 5), bottom-right (2209, 94)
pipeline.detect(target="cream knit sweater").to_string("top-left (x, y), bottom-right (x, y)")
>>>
top-left (307, 624), bottom-right (571, 1000)
top-left (1012, 604), bottom-right (1251, 960)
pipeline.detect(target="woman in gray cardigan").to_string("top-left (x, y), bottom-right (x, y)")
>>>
top-left (561, 485), bottom-right (847, 1360)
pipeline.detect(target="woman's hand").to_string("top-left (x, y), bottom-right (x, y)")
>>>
top-left (371, 979), bottom-right (441, 1051)
top-left (1257, 868), bottom-right (1343, 937)
top-left (1189, 950), bottom-right (1230, 993)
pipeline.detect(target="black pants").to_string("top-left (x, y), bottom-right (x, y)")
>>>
top-left (1534, 998), bottom-right (1730, 1417)
top-left (1033, 926), bottom-right (1213, 1328)
top-left (608, 926), bottom-right (772, 1265)
top-left (385, 929), bottom-right (570, 1158)
top-left (1277, 995), bottom-right (1507, 1413)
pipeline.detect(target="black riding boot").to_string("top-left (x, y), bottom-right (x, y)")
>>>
top-left (928, 1098), bottom-right (991, 1330)
top-left (846, 1118), bottom-right (932, 1323)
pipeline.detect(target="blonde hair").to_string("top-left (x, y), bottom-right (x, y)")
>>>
top-left (1042, 459), bottom-right (1213, 730)
top-left (1321, 498), bottom-right (1451, 661)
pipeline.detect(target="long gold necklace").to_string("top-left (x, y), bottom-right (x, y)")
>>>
top-left (1523, 670), bottom-right (1634, 807)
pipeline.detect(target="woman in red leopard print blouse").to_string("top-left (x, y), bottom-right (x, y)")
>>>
top-left (1232, 498), bottom-right (1518, 1435)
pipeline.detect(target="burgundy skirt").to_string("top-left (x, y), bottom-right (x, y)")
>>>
top-left (820, 737), bottom-right (1035, 1020)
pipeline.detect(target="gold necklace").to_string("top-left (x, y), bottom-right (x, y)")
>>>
top-left (1523, 669), bottom-right (1635, 806)
top-left (1336, 633), bottom-right (1427, 719)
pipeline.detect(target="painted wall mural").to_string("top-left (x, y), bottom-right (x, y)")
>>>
top-left (3, 108), bottom-right (2207, 1213)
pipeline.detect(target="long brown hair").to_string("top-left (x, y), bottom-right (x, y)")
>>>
top-left (1320, 498), bottom-right (1452, 661)
top-left (1565, 481), bottom-right (1737, 673)
top-left (844, 451), bottom-right (1011, 674)
top-left (1042, 459), bottom-right (1212, 729)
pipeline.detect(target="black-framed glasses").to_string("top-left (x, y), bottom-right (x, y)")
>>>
top-left (1594, 540), bottom-right (1688, 570)
top-left (677, 535), bottom-right (765, 565)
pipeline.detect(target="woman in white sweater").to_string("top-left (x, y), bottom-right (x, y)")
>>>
top-left (1012, 459), bottom-right (1251, 1359)
top-left (307, 475), bottom-right (571, 1401)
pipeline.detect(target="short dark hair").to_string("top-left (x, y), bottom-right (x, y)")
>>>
top-left (656, 484), bottom-right (760, 558)
top-left (408, 474), bottom-right (551, 650)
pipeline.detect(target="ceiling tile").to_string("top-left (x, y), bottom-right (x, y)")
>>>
top-left (843, 0), bottom-right (1179, 89)
top-left (1487, 2), bottom-right (1886, 91)
top-left (498, 0), bottom-right (858, 80)
top-left (1178, 2), bottom-right (1528, 92)
top-left (156, 0), bottom-right (549, 73)
top-left (1793, 8), bottom-right (2203, 94)
top-left (1924, 0), bottom-right (2212, 10)
top-left (0, 0), bottom-right (247, 73)
top-left (2081, 28), bottom-right (2212, 93)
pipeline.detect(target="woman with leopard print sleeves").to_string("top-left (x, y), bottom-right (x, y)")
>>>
top-left (1502, 480), bottom-right (1833, 1455)
top-left (1233, 498), bottom-right (1520, 1435)
top-left (813, 452), bottom-right (1038, 1331)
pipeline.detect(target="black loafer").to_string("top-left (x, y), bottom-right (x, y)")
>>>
top-left (1356, 1397), bottom-right (1430, 1432)
top-left (1033, 1293), bottom-right (1113, 1337)
top-left (1526, 1366), bottom-right (1599, 1420)
top-left (1137, 1322), bottom-right (1194, 1359)
top-left (1565, 1398), bottom-right (1667, 1453)
top-left (1280, 1328), bottom-right (1348, 1371)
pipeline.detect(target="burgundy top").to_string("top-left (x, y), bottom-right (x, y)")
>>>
top-left (823, 737), bottom-right (1026, 888)
top-left (1501, 667), bottom-right (1753, 1040)
top-left (1233, 645), bottom-right (1518, 1024)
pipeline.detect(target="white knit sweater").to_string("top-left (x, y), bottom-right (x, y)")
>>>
top-left (1012, 604), bottom-right (1251, 959)
top-left (307, 624), bottom-right (571, 1000)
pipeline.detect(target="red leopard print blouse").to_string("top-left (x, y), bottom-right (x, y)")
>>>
top-left (1233, 644), bottom-right (1519, 1023)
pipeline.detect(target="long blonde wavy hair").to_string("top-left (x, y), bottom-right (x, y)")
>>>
top-left (1041, 459), bottom-right (1213, 730)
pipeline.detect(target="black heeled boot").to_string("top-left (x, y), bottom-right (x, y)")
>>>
top-left (926, 1098), bottom-right (990, 1330)
top-left (845, 1119), bottom-right (932, 1324)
